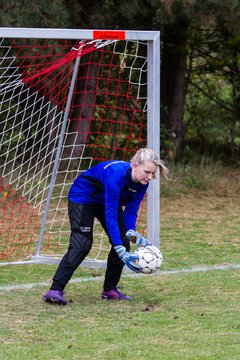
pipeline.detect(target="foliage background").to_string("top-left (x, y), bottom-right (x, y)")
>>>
top-left (1, 0), bottom-right (240, 163)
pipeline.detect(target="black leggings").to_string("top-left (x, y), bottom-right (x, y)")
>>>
top-left (51, 200), bottom-right (130, 292)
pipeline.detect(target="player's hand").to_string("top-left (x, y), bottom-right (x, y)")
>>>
top-left (126, 229), bottom-right (151, 247)
top-left (114, 245), bottom-right (140, 273)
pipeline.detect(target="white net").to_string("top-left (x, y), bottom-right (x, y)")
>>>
top-left (0, 34), bottom-right (149, 264)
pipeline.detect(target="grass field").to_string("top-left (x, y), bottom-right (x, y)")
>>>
top-left (0, 162), bottom-right (240, 360)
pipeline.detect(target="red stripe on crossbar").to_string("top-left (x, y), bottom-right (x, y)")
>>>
top-left (93, 30), bottom-right (126, 40)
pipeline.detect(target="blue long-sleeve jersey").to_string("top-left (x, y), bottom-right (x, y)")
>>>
top-left (68, 160), bottom-right (148, 246)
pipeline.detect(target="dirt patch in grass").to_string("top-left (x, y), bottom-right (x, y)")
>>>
top-left (161, 163), bottom-right (240, 229)
top-left (160, 165), bottom-right (240, 268)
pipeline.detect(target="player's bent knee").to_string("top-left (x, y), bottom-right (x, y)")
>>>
top-left (67, 236), bottom-right (92, 268)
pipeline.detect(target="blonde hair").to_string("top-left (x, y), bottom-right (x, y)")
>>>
top-left (130, 148), bottom-right (169, 178)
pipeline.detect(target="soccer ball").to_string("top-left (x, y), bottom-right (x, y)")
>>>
top-left (135, 245), bottom-right (163, 274)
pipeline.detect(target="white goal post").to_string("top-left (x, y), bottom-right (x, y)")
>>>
top-left (0, 27), bottom-right (160, 267)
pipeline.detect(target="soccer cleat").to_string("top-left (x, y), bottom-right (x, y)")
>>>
top-left (102, 287), bottom-right (133, 301)
top-left (43, 289), bottom-right (67, 305)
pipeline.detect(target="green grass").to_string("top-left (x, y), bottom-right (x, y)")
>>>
top-left (0, 163), bottom-right (240, 359)
top-left (0, 269), bottom-right (239, 360)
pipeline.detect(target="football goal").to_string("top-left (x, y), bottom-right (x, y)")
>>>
top-left (0, 28), bottom-right (160, 267)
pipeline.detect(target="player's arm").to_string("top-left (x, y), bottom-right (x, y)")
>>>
top-left (124, 187), bottom-right (151, 247)
top-left (123, 185), bottom-right (146, 230)
top-left (104, 181), bottom-right (140, 273)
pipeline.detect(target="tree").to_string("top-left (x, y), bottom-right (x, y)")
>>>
top-left (185, 8), bottom-right (240, 160)
top-left (1, 0), bottom-right (240, 161)
top-left (154, 0), bottom-right (240, 160)
top-left (0, 0), bottom-right (71, 28)
top-left (86, 0), bottom-right (240, 159)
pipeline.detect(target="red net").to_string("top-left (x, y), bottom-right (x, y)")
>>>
top-left (0, 37), bottom-right (148, 262)
top-left (0, 177), bottom-right (40, 261)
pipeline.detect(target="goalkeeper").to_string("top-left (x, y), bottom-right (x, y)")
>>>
top-left (43, 148), bottom-right (168, 305)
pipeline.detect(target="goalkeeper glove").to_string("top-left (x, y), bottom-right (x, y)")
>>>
top-left (126, 229), bottom-right (151, 247)
top-left (114, 245), bottom-right (140, 273)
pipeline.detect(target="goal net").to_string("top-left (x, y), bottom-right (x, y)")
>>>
top-left (0, 28), bottom-right (160, 266)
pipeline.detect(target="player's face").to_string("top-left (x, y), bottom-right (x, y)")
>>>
top-left (132, 161), bottom-right (158, 184)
